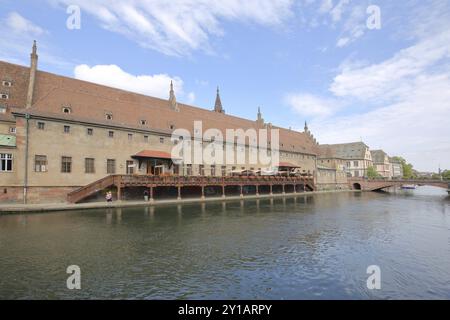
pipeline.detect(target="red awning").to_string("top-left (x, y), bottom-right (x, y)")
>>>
top-left (276, 162), bottom-right (301, 168)
top-left (132, 150), bottom-right (177, 160)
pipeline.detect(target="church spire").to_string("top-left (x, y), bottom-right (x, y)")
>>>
top-left (304, 121), bottom-right (308, 132)
top-left (256, 106), bottom-right (264, 126)
top-left (168, 80), bottom-right (179, 111)
top-left (26, 40), bottom-right (38, 108)
top-left (214, 86), bottom-right (224, 113)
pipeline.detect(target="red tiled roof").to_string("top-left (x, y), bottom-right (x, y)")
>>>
top-left (133, 150), bottom-right (175, 160)
top-left (0, 60), bottom-right (320, 155)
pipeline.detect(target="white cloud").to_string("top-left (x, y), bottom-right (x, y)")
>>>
top-left (51, 0), bottom-right (294, 56)
top-left (319, 0), bottom-right (334, 14)
top-left (0, 12), bottom-right (71, 70)
top-left (336, 37), bottom-right (350, 47)
top-left (306, 24), bottom-right (450, 171)
top-left (5, 12), bottom-right (46, 36)
top-left (314, 73), bottom-right (450, 171)
top-left (74, 64), bottom-right (187, 100)
top-left (187, 92), bottom-right (196, 104)
top-left (284, 93), bottom-right (339, 117)
top-left (330, 0), bottom-right (350, 22)
top-left (331, 30), bottom-right (450, 100)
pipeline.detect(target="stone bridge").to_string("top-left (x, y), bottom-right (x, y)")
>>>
top-left (348, 178), bottom-right (450, 192)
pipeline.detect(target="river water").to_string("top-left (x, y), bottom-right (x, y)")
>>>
top-left (1, 187), bottom-right (449, 300)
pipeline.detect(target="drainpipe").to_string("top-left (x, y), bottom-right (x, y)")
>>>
top-left (23, 114), bottom-right (30, 204)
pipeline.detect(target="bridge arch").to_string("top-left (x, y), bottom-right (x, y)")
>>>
top-left (353, 183), bottom-right (362, 190)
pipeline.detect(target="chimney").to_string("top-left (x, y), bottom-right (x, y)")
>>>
top-left (26, 40), bottom-right (38, 108)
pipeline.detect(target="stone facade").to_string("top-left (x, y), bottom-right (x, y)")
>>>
top-left (0, 43), bottom-right (323, 204)
top-left (319, 142), bottom-right (373, 178)
top-left (389, 157), bottom-right (403, 178)
top-left (371, 150), bottom-right (392, 179)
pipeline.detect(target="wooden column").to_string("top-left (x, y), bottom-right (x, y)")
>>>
top-left (177, 186), bottom-right (182, 200)
top-left (269, 184), bottom-right (273, 195)
top-left (149, 186), bottom-right (154, 203)
top-left (116, 176), bottom-right (122, 201)
top-left (201, 186), bottom-right (205, 200)
top-left (256, 185), bottom-right (259, 197)
top-left (240, 185), bottom-right (244, 198)
top-left (222, 185), bottom-right (226, 198)
top-left (293, 184), bottom-right (297, 194)
top-left (282, 184), bottom-right (286, 194)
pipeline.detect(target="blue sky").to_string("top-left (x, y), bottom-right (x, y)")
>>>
top-left (1, 0), bottom-right (450, 171)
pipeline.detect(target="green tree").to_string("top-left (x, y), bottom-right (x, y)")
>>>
top-left (367, 166), bottom-right (380, 179)
top-left (442, 170), bottom-right (450, 180)
top-left (392, 156), bottom-right (416, 179)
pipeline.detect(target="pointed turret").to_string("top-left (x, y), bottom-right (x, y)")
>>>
top-left (256, 107), bottom-right (264, 126)
top-left (26, 40), bottom-right (38, 108)
top-left (214, 86), bottom-right (224, 113)
top-left (304, 121), bottom-right (308, 133)
top-left (168, 80), bottom-right (179, 111)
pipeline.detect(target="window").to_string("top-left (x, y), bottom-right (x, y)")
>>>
top-left (173, 164), bottom-right (180, 175)
top-left (140, 120), bottom-right (147, 125)
top-left (35, 155), bottom-right (47, 172)
top-left (87, 128), bottom-right (93, 136)
top-left (64, 125), bottom-right (70, 133)
top-left (128, 133), bottom-right (133, 140)
top-left (354, 161), bottom-right (359, 167)
top-left (0, 153), bottom-right (13, 172)
top-left (170, 124), bottom-right (175, 130)
top-left (108, 131), bottom-right (114, 138)
top-left (2, 80), bottom-right (12, 87)
top-left (186, 164), bottom-right (192, 176)
top-left (38, 122), bottom-right (45, 130)
top-left (9, 127), bottom-right (16, 134)
top-left (106, 113), bottom-right (113, 120)
top-left (160, 137), bottom-right (164, 144)
top-left (347, 161), bottom-right (351, 168)
top-left (126, 160), bottom-right (134, 175)
top-left (61, 156), bottom-right (72, 173)
top-left (0, 93), bottom-right (9, 99)
top-left (211, 165), bottom-right (216, 176)
top-left (85, 158), bottom-right (95, 174)
top-left (107, 159), bottom-right (116, 174)
top-left (0, 105), bottom-right (6, 113)
top-left (199, 164), bottom-right (205, 176)
top-left (62, 107), bottom-right (71, 114)
top-left (221, 166), bottom-right (226, 177)
top-left (144, 135), bottom-right (149, 143)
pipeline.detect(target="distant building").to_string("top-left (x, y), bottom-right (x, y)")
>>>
top-left (318, 142), bottom-right (373, 178)
top-left (371, 150), bottom-right (392, 179)
top-left (316, 145), bottom-right (349, 190)
top-left (389, 157), bottom-right (403, 178)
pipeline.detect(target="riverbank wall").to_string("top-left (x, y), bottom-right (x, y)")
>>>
top-left (0, 189), bottom-right (357, 215)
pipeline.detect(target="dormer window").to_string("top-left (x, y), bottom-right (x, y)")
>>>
top-left (140, 120), bottom-right (147, 126)
top-left (0, 93), bottom-right (9, 100)
top-left (169, 124), bottom-right (175, 130)
top-left (106, 113), bottom-right (113, 120)
top-left (2, 81), bottom-right (12, 87)
top-left (62, 106), bottom-right (72, 114)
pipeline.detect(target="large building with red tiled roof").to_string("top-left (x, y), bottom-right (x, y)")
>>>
top-left (0, 42), bottom-right (342, 204)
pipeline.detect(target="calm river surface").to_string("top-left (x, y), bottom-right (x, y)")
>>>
top-left (1, 187), bottom-right (450, 300)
